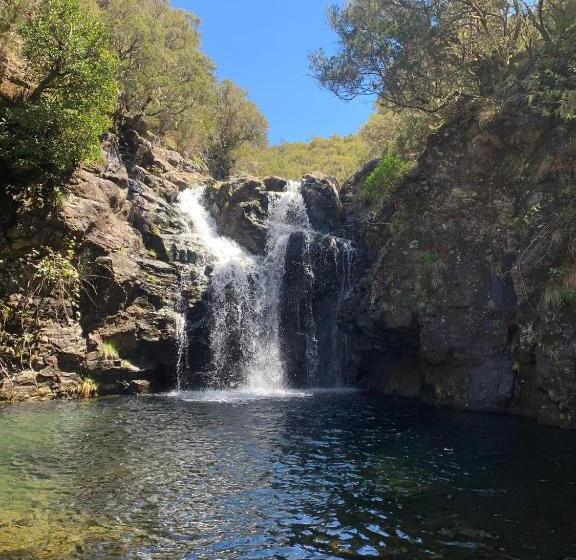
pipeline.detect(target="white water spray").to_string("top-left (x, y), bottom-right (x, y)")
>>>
top-left (177, 182), bottom-right (313, 391)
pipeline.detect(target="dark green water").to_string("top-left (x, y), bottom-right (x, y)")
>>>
top-left (1, 389), bottom-right (576, 560)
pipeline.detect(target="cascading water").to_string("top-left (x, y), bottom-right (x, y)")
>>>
top-left (176, 180), bottom-right (354, 392)
top-left (178, 188), bottom-right (257, 388)
top-left (241, 180), bottom-right (311, 389)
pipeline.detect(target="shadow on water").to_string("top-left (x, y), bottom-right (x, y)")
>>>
top-left (1, 391), bottom-right (576, 559)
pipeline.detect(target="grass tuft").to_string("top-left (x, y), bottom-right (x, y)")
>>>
top-left (100, 340), bottom-right (119, 360)
top-left (76, 378), bottom-right (97, 398)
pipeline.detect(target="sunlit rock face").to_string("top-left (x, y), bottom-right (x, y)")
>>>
top-left (0, 130), bottom-right (213, 401)
top-left (204, 178), bottom-right (270, 254)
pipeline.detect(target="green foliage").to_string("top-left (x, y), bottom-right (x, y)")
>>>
top-left (95, 0), bottom-right (215, 151)
top-left (0, 0), bottom-right (36, 49)
top-left (542, 260), bottom-right (576, 310)
top-left (238, 134), bottom-right (365, 183)
top-left (310, 0), bottom-right (571, 116)
top-left (524, 27), bottom-right (576, 120)
top-left (543, 285), bottom-right (576, 309)
top-left (0, 0), bottom-right (118, 186)
top-left (359, 108), bottom-right (440, 160)
top-left (362, 154), bottom-right (414, 202)
top-left (205, 80), bottom-right (268, 180)
top-left (238, 105), bottom-right (439, 185)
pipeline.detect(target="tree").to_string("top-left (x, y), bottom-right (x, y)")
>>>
top-left (0, 0), bottom-right (118, 186)
top-left (95, 0), bottom-right (215, 145)
top-left (309, 0), bottom-right (552, 114)
top-left (205, 80), bottom-right (268, 180)
top-left (359, 108), bottom-right (440, 160)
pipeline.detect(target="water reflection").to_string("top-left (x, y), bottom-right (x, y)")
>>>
top-left (0, 392), bottom-right (575, 559)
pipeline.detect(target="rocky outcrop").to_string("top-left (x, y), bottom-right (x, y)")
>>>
top-left (300, 173), bottom-right (342, 233)
top-left (280, 231), bottom-right (354, 387)
top-left (205, 177), bottom-right (270, 254)
top-left (0, 130), bottom-right (212, 401)
top-left (342, 101), bottom-right (576, 428)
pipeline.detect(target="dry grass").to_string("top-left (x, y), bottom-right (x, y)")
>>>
top-left (76, 378), bottom-right (97, 398)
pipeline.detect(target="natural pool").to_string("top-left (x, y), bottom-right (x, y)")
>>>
top-left (1, 389), bottom-right (575, 559)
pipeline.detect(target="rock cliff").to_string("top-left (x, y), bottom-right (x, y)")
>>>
top-left (340, 101), bottom-right (576, 428)
top-left (0, 130), bottom-right (211, 400)
top-left (2, 98), bottom-right (576, 430)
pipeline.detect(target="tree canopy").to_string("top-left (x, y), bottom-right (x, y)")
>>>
top-left (0, 0), bottom-right (118, 186)
top-left (205, 80), bottom-right (269, 180)
top-left (310, 0), bottom-right (574, 114)
top-left (94, 0), bottom-right (216, 150)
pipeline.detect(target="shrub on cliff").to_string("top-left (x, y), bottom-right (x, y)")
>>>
top-left (0, 0), bottom-right (118, 190)
top-left (362, 154), bottom-right (414, 202)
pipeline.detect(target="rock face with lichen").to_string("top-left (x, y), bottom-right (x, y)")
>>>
top-left (340, 101), bottom-right (576, 428)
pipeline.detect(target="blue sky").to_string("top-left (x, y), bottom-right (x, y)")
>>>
top-left (176, 0), bottom-right (376, 145)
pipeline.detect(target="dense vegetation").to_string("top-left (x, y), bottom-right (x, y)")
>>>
top-left (0, 0), bottom-right (269, 192)
top-left (236, 109), bottom-right (437, 184)
top-left (0, 0), bottom-right (117, 195)
top-left (312, 0), bottom-right (576, 115)
top-left (1, 0), bottom-right (575, 194)
top-left (310, 0), bottom-right (576, 198)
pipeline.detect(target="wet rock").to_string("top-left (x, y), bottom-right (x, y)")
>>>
top-left (263, 176), bottom-right (288, 192)
top-left (129, 379), bottom-right (151, 394)
top-left (205, 177), bottom-right (269, 253)
top-left (280, 231), bottom-right (355, 387)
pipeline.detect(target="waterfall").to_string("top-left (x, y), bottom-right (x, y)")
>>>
top-left (243, 180), bottom-right (315, 389)
top-left (178, 188), bottom-right (257, 388)
top-left (176, 181), bottom-right (354, 392)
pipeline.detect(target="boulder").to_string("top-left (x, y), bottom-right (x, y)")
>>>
top-left (205, 177), bottom-right (269, 253)
top-left (300, 173), bottom-right (342, 233)
top-left (263, 176), bottom-right (288, 192)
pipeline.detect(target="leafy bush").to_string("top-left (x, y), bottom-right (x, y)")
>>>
top-left (525, 34), bottom-right (576, 120)
top-left (362, 155), bottom-right (414, 202)
top-left (0, 0), bottom-right (118, 187)
top-left (205, 80), bottom-right (268, 179)
top-left (95, 0), bottom-right (216, 152)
